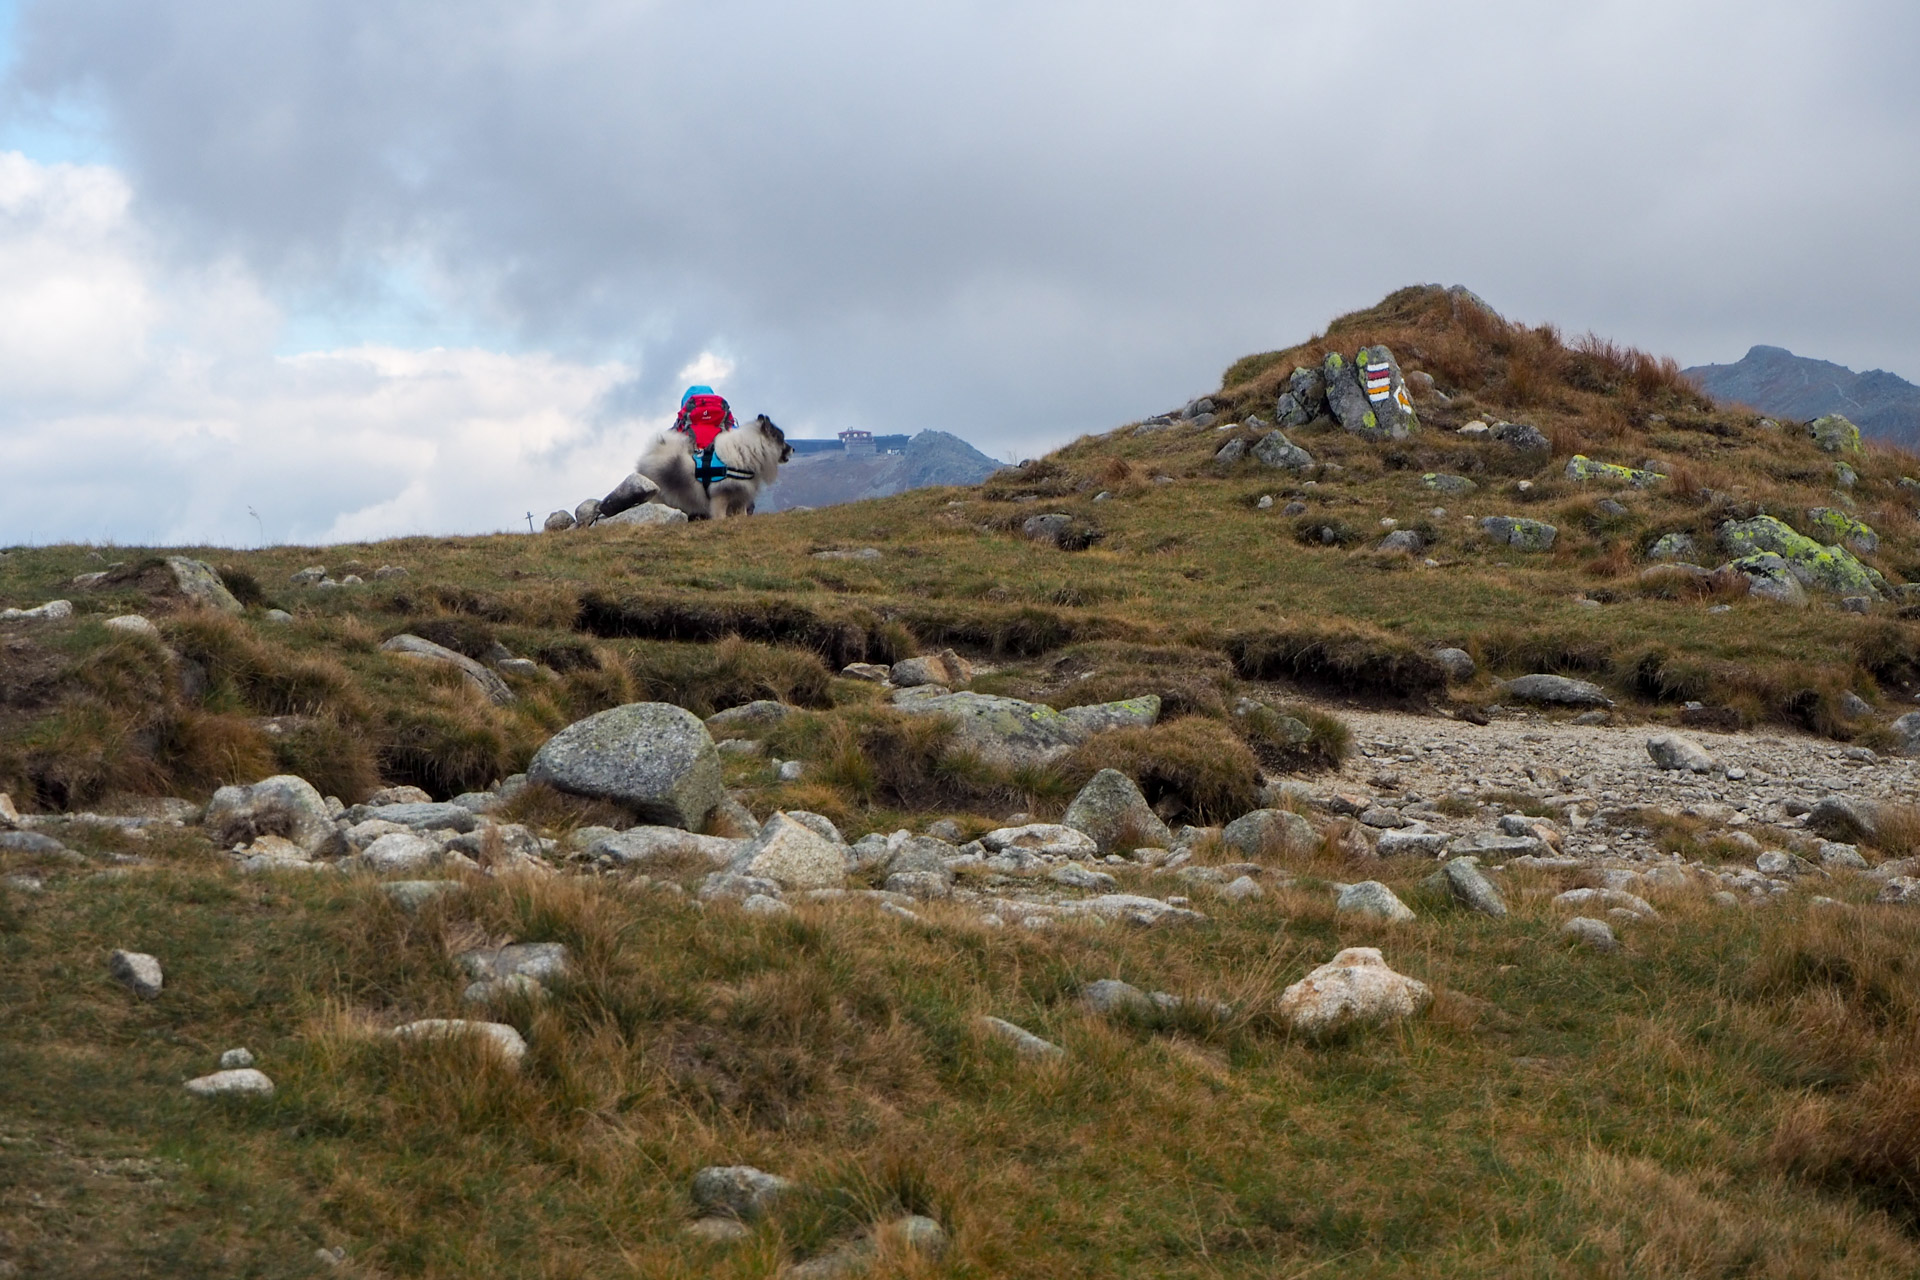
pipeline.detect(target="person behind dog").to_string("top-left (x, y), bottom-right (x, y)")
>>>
top-left (599, 385), bottom-right (739, 519)
top-left (671, 384), bottom-right (737, 450)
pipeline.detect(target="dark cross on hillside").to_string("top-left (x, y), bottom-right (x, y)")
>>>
top-left (525, 511), bottom-right (535, 533)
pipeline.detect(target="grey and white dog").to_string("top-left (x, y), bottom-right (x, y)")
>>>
top-left (601, 414), bottom-right (792, 521)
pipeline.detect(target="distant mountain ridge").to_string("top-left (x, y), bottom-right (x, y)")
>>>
top-left (757, 429), bottom-right (1001, 512)
top-left (1685, 345), bottom-right (1920, 449)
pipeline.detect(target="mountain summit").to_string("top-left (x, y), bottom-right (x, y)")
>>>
top-left (1685, 345), bottom-right (1920, 448)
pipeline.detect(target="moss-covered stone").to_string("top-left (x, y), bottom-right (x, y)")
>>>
top-left (1421, 473), bottom-right (1477, 495)
top-left (1646, 533), bottom-right (1696, 561)
top-left (1565, 455), bottom-right (1665, 488)
top-left (1808, 414), bottom-right (1861, 454)
top-left (1716, 515), bottom-right (1880, 595)
top-left (1480, 516), bottom-right (1557, 552)
top-left (1806, 507), bottom-right (1878, 554)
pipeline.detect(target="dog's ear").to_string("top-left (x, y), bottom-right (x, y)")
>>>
top-left (759, 416), bottom-right (785, 442)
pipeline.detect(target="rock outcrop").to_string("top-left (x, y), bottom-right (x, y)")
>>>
top-left (527, 703), bottom-right (724, 829)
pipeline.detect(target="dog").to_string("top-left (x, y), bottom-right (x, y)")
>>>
top-left (629, 413), bottom-right (791, 520)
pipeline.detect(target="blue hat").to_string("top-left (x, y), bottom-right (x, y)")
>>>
top-left (682, 385), bottom-right (714, 405)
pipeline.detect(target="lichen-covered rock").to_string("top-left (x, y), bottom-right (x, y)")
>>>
top-left (1714, 553), bottom-right (1810, 606)
top-left (1717, 516), bottom-right (1880, 595)
top-left (1807, 796), bottom-right (1880, 842)
top-left (528, 703), bottom-right (724, 829)
top-left (1647, 533), bottom-right (1697, 561)
top-left (1221, 808), bottom-right (1315, 858)
top-left (1324, 347), bottom-right (1416, 441)
top-left (1062, 769), bottom-right (1171, 854)
top-left (544, 510), bottom-right (577, 532)
top-left (1214, 438), bottom-right (1247, 465)
top-left (381, 634), bottom-right (515, 705)
top-left (1808, 414), bottom-right (1861, 454)
top-left (1421, 473), bottom-right (1477, 495)
top-left (1565, 455), bottom-right (1665, 487)
top-left (1479, 516), bottom-right (1557, 551)
top-left (890, 690), bottom-right (1157, 768)
top-left (1500, 674), bottom-right (1613, 707)
top-left (205, 775), bottom-right (345, 857)
top-left (1276, 947), bottom-right (1430, 1034)
top-left (1274, 366), bottom-right (1327, 426)
top-left (1251, 430), bottom-right (1314, 470)
top-left (1806, 507), bottom-right (1878, 555)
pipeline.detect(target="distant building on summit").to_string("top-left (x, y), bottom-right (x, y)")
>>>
top-left (838, 429), bottom-right (875, 456)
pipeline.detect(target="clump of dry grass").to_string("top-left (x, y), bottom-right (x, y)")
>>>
top-left (1055, 715), bottom-right (1260, 823)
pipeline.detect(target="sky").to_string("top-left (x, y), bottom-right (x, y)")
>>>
top-left (0, 0), bottom-right (1914, 547)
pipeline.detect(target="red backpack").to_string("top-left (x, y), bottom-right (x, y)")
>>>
top-left (675, 394), bottom-right (736, 450)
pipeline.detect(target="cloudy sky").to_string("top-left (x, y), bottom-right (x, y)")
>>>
top-left (0, 0), bottom-right (1914, 547)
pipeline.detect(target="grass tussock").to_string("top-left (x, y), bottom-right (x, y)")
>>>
top-left (1056, 715), bottom-right (1261, 824)
top-left (1227, 624), bottom-right (1448, 701)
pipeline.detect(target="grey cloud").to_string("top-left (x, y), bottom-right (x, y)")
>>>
top-left (8, 0), bottom-right (1920, 460)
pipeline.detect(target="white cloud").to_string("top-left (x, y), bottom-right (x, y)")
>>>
top-left (0, 150), bottom-right (661, 547)
top-left (675, 351), bottom-right (735, 389)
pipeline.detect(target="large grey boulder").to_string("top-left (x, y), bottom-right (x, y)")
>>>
top-left (588, 826), bottom-right (742, 867)
top-left (1274, 366), bottom-right (1327, 426)
top-left (600, 502), bottom-right (689, 528)
top-left (1717, 516), bottom-right (1880, 596)
top-left (1336, 881), bottom-right (1416, 922)
top-left (1252, 430), bottom-right (1314, 470)
top-left (889, 690), bottom-right (1159, 768)
top-left (0, 599), bottom-right (74, 622)
top-left (1490, 421), bottom-right (1550, 453)
top-left (599, 470), bottom-right (662, 519)
top-left (735, 812), bottom-right (846, 890)
top-left (347, 801), bottom-right (480, 833)
top-left (1499, 674), bottom-right (1613, 708)
top-left (704, 700), bottom-right (796, 732)
top-left (1808, 414), bottom-right (1861, 454)
top-left (1442, 859), bottom-right (1507, 917)
top-left (544, 510), bottom-right (577, 532)
top-left (1324, 347), bottom-right (1416, 441)
top-left (1221, 809), bottom-right (1316, 858)
top-left (1717, 553), bottom-right (1810, 606)
top-left (977, 1016), bottom-right (1064, 1059)
top-left (390, 1019), bottom-right (529, 1065)
top-left (1432, 648), bottom-right (1476, 682)
top-left (184, 1068), bottom-right (275, 1097)
top-left (692, 1166), bottom-right (793, 1221)
top-left (381, 634), bottom-right (515, 706)
top-left (1891, 712), bottom-right (1920, 758)
top-left (1480, 516), bottom-right (1558, 551)
top-left (204, 775), bottom-right (345, 856)
top-left (163, 558), bottom-right (244, 613)
top-left (1276, 947), bottom-right (1430, 1034)
top-left (1647, 734), bottom-right (1718, 774)
top-left (528, 703), bottom-right (724, 829)
top-left (1061, 769), bottom-right (1171, 854)
top-left (884, 836), bottom-right (958, 898)
top-left (110, 949), bottom-right (164, 999)
top-left (1807, 796), bottom-right (1880, 843)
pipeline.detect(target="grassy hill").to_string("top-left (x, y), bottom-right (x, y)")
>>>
top-left (4, 285), bottom-right (1920, 1277)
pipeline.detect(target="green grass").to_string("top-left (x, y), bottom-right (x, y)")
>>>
top-left (5, 839), bottom-right (1920, 1277)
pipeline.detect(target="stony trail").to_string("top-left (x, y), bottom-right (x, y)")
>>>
top-left (1319, 704), bottom-right (1919, 860)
